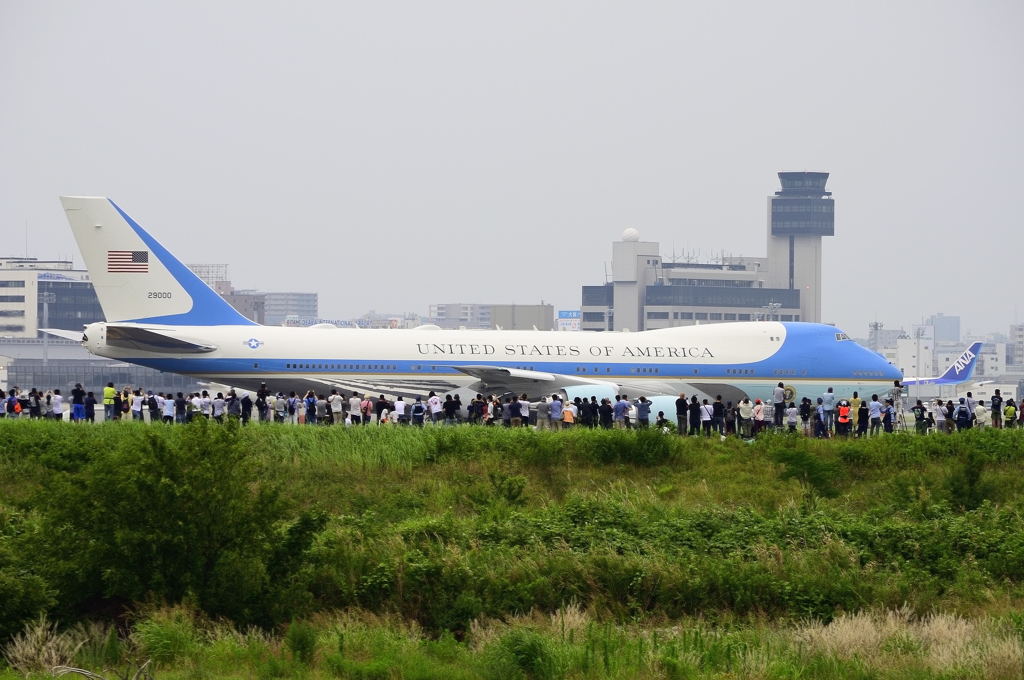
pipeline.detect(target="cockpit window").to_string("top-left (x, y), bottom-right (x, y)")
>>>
top-left (835, 332), bottom-right (850, 341)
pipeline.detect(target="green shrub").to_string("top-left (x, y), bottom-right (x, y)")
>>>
top-left (771, 446), bottom-right (841, 497)
top-left (133, 608), bottom-right (200, 665)
top-left (284, 619), bottom-right (318, 665)
top-left (946, 448), bottom-right (994, 510)
top-left (28, 419), bottom-right (323, 627)
top-left (483, 627), bottom-right (565, 680)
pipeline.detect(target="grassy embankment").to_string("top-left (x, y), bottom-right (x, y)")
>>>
top-left (1, 421), bottom-right (1023, 678)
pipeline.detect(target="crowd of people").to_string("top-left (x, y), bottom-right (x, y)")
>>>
top-left (3, 380), bottom-right (1020, 436)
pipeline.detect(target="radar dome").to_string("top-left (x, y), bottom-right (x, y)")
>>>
top-left (622, 228), bottom-right (640, 242)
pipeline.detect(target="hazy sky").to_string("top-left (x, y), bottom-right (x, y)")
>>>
top-left (3, 1), bottom-right (1022, 338)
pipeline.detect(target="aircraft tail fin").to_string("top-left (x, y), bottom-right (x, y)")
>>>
top-left (60, 197), bottom-right (256, 326)
top-left (934, 342), bottom-right (983, 384)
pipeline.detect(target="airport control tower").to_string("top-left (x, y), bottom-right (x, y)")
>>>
top-left (764, 172), bottom-right (834, 323)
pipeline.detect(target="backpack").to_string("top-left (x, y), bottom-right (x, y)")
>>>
top-left (288, 397), bottom-right (297, 414)
top-left (412, 402), bottom-right (425, 416)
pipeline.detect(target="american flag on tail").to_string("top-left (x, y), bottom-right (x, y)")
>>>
top-left (107, 250), bottom-right (149, 273)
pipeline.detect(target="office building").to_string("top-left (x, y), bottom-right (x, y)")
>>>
top-left (262, 292), bottom-right (318, 326)
top-left (928, 313), bottom-right (961, 344)
top-left (428, 303), bottom-right (555, 330)
top-left (0, 257), bottom-right (104, 338)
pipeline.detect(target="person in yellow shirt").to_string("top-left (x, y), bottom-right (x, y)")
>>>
top-left (849, 391), bottom-right (862, 430)
top-left (102, 381), bottom-right (116, 422)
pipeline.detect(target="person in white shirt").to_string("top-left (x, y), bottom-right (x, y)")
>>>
top-left (392, 396), bottom-right (408, 425)
top-left (52, 390), bottom-right (64, 421)
top-left (162, 393), bottom-right (175, 423)
top-left (329, 390), bottom-right (345, 424)
top-left (933, 399), bottom-right (947, 433)
top-left (785, 402), bottom-right (799, 432)
top-left (427, 391), bottom-right (443, 424)
top-left (200, 391), bottom-right (213, 418)
top-left (974, 400), bottom-right (989, 428)
top-left (752, 399), bottom-right (765, 435)
top-left (212, 393), bottom-right (226, 421)
top-left (131, 389), bottom-right (145, 421)
top-left (772, 382), bottom-right (786, 429)
top-left (700, 399), bottom-right (714, 436)
top-left (737, 398), bottom-right (753, 438)
top-left (348, 392), bottom-right (362, 425)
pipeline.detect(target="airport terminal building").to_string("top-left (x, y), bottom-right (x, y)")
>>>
top-left (581, 172), bottom-right (834, 331)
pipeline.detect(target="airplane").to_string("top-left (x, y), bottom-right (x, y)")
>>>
top-left (55, 196), bottom-right (904, 414)
top-left (900, 342), bottom-right (984, 387)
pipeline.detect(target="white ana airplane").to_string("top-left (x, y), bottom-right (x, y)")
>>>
top-left (56, 196), bottom-right (905, 413)
top-left (900, 342), bottom-right (983, 387)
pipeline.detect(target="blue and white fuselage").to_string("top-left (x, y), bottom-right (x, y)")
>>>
top-left (61, 196), bottom-right (903, 406)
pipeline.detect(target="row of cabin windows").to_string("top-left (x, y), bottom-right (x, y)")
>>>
top-left (285, 363), bottom-right (398, 370)
top-left (278, 363), bottom-right (756, 377)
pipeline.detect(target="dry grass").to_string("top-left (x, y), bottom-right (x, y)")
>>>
top-left (796, 608), bottom-right (1024, 678)
top-left (2, 615), bottom-right (84, 674)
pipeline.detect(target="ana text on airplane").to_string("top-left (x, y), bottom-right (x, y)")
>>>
top-left (953, 348), bottom-right (976, 375)
top-left (415, 343), bottom-right (715, 359)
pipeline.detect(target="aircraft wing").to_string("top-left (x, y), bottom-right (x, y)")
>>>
top-left (447, 364), bottom-right (619, 396)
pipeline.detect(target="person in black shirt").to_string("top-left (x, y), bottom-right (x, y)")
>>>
top-left (911, 399), bottom-right (929, 434)
top-left (799, 398), bottom-right (812, 436)
top-left (111, 390), bottom-right (122, 420)
top-left (375, 394), bottom-right (390, 424)
top-left (255, 383), bottom-right (270, 422)
top-left (687, 396), bottom-right (701, 436)
top-left (240, 392), bottom-right (253, 425)
top-left (856, 401), bottom-right (870, 437)
top-left (712, 396), bottom-right (725, 434)
top-left (84, 391), bottom-right (97, 422)
top-left (598, 398), bottom-right (613, 429)
top-left (675, 393), bottom-right (687, 436)
top-left (71, 383), bottom-right (86, 422)
top-left (991, 389), bottom-right (1004, 428)
top-left (442, 395), bottom-right (459, 425)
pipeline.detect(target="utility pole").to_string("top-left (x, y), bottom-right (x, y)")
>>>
top-left (40, 292), bottom-right (56, 366)
top-left (914, 326), bottom-right (926, 404)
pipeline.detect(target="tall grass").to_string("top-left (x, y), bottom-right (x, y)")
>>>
top-left (4, 606), bottom-right (1022, 679)
top-left (3, 421), bottom-right (1024, 678)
